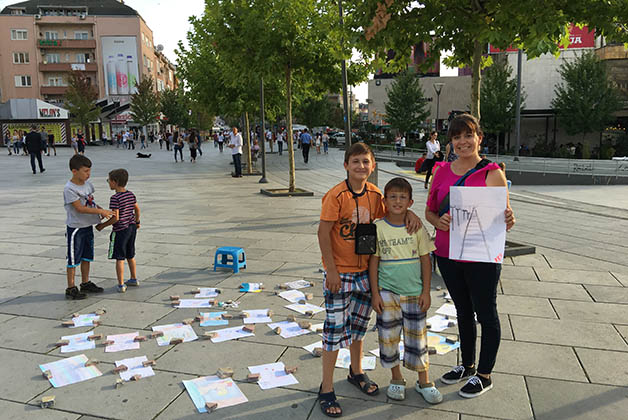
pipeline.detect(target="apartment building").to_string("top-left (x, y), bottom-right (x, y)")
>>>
top-left (0, 0), bottom-right (177, 107)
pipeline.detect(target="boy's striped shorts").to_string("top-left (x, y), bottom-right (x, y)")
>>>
top-left (376, 289), bottom-right (429, 372)
top-left (322, 271), bottom-right (372, 352)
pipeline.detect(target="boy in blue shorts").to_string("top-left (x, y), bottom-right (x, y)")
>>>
top-left (64, 155), bottom-right (114, 299)
top-left (369, 178), bottom-right (442, 403)
top-left (96, 169), bottom-right (140, 293)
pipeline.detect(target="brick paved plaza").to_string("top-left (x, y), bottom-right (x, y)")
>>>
top-left (0, 143), bottom-right (626, 419)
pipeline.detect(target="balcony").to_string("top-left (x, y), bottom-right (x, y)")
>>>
top-left (41, 85), bottom-right (68, 95)
top-left (38, 39), bottom-right (96, 49)
top-left (39, 62), bottom-right (98, 72)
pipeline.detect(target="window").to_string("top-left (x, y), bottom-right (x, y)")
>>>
top-left (14, 75), bottom-right (32, 87)
top-left (74, 31), bottom-right (88, 40)
top-left (11, 29), bottom-right (27, 40)
top-left (76, 54), bottom-right (86, 63)
top-left (65, 53), bottom-right (70, 62)
top-left (12, 52), bottom-right (29, 64)
top-left (45, 53), bottom-right (60, 64)
top-left (45, 31), bottom-right (59, 40)
top-left (49, 77), bottom-right (63, 86)
top-left (11, 9), bottom-right (24, 15)
top-left (157, 79), bottom-right (165, 91)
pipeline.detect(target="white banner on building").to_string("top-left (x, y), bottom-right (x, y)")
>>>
top-left (101, 36), bottom-right (139, 96)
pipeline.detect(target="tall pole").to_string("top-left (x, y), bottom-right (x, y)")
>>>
top-left (259, 77), bottom-right (268, 183)
top-left (433, 82), bottom-right (444, 132)
top-left (339, 0), bottom-right (351, 147)
top-left (514, 49), bottom-right (522, 156)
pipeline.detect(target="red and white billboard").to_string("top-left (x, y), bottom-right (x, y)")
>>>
top-left (489, 25), bottom-right (595, 53)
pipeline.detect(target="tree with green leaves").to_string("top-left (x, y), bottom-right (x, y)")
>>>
top-left (551, 51), bottom-right (621, 152)
top-left (347, 0), bottom-right (628, 119)
top-left (480, 57), bottom-right (524, 144)
top-left (130, 76), bottom-right (160, 136)
top-left (64, 71), bottom-right (99, 140)
top-left (160, 87), bottom-right (190, 129)
top-left (385, 70), bottom-right (429, 136)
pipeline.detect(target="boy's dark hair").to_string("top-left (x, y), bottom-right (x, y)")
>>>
top-left (448, 113), bottom-right (483, 139)
top-left (384, 177), bottom-right (413, 200)
top-left (344, 142), bottom-right (375, 163)
top-left (69, 155), bottom-right (92, 171)
top-left (108, 168), bottom-right (129, 187)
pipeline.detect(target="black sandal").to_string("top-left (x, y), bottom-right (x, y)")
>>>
top-left (347, 366), bottom-right (379, 396)
top-left (318, 385), bottom-right (342, 418)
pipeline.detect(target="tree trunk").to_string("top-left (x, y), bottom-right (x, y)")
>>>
top-left (470, 40), bottom-right (483, 120)
top-left (244, 111), bottom-right (252, 174)
top-left (286, 64), bottom-right (296, 192)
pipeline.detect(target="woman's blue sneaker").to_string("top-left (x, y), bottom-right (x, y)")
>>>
top-left (125, 279), bottom-right (139, 287)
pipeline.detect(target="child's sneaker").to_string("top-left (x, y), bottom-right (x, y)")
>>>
top-left (386, 379), bottom-right (406, 401)
top-left (117, 284), bottom-right (127, 293)
top-left (80, 281), bottom-right (104, 293)
top-left (65, 286), bottom-right (87, 300)
top-left (415, 381), bottom-right (443, 404)
top-left (459, 375), bottom-right (492, 398)
top-left (125, 278), bottom-right (139, 287)
top-left (440, 365), bottom-right (476, 384)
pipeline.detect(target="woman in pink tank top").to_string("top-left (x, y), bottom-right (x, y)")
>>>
top-left (425, 114), bottom-right (515, 399)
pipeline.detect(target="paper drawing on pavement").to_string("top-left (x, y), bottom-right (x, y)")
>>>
top-left (175, 299), bottom-right (214, 308)
top-left (449, 187), bottom-right (507, 263)
top-left (115, 355), bottom-right (155, 381)
top-left (69, 313), bottom-right (100, 328)
top-left (278, 290), bottom-right (305, 303)
top-left (194, 288), bottom-right (220, 298)
top-left (105, 332), bottom-right (141, 352)
top-left (198, 312), bottom-right (229, 327)
top-left (335, 348), bottom-right (376, 370)
top-left (183, 376), bottom-right (248, 413)
top-left (208, 326), bottom-right (254, 343)
top-left (248, 362), bottom-right (299, 389)
top-left (152, 323), bottom-right (198, 346)
top-left (60, 332), bottom-right (95, 353)
top-left (243, 309), bottom-right (272, 324)
top-left (39, 354), bottom-right (102, 388)
top-left (268, 321), bottom-right (311, 339)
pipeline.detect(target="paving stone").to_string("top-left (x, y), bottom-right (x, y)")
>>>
top-left (584, 284), bottom-right (628, 304)
top-left (77, 299), bottom-right (174, 329)
top-left (146, 267), bottom-right (234, 286)
top-left (501, 279), bottom-right (592, 301)
top-left (0, 316), bottom-right (75, 354)
top-left (494, 340), bottom-right (588, 382)
top-left (86, 261), bottom-right (169, 281)
top-left (496, 295), bottom-right (556, 318)
top-left (612, 272), bottom-right (628, 287)
top-left (396, 366), bottom-right (533, 419)
top-left (155, 382), bottom-right (316, 420)
top-left (551, 300), bottom-right (628, 325)
top-left (38, 366), bottom-right (192, 420)
top-left (310, 396), bottom-right (459, 420)
top-left (235, 291), bottom-right (326, 321)
top-left (535, 267), bottom-right (622, 286)
top-left (264, 249), bottom-right (323, 264)
top-left (273, 262), bottom-right (324, 279)
top-left (0, 269), bottom-right (42, 287)
top-left (616, 325), bottom-right (628, 343)
top-left (574, 348), bottom-right (628, 386)
top-left (156, 338), bottom-right (285, 380)
top-left (0, 313), bottom-right (16, 324)
top-left (0, 292), bottom-right (94, 319)
top-left (526, 377), bottom-right (628, 420)
top-left (89, 280), bottom-right (173, 303)
top-left (510, 254), bottom-right (550, 268)
top-left (0, 399), bottom-right (80, 420)
top-left (510, 315), bottom-right (627, 351)
top-left (0, 348), bottom-right (59, 402)
top-left (500, 265), bottom-right (538, 281)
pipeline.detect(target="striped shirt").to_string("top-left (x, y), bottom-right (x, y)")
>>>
top-left (109, 190), bottom-right (137, 232)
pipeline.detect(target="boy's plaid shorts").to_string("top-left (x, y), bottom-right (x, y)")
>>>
top-left (322, 271), bottom-right (372, 352)
top-left (376, 289), bottom-right (429, 372)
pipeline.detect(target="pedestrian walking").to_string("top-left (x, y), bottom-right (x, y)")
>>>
top-left (47, 132), bottom-right (57, 156)
top-left (128, 130), bottom-right (135, 150)
top-left (228, 127), bottom-right (243, 177)
top-left (196, 132), bottom-right (203, 156)
top-left (166, 131), bottom-right (172, 151)
top-left (77, 130), bottom-right (86, 155)
top-left (300, 128), bottom-right (312, 163)
top-left (400, 135), bottom-right (406, 156)
top-left (189, 130), bottom-right (198, 163)
top-left (140, 132), bottom-right (147, 149)
top-left (5, 133), bottom-right (11, 155)
top-left (25, 124), bottom-right (45, 174)
top-left (217, 132), bottom-right (224, 153)
top-left (424, 131), bottom-right (441, 189)
top-left (158, 132), bottom-right (163, 149)
top-left (425, 114), bottom-right (515, 399)
top-left (12, 130), bottom-right (20, 155)
top-left (322, 132), bottom-right (329, 154)
top-left (316, 133), bottom-right (322, 154)
top-left (277, 130), bottom-right (284, 155)
top-left (40, 126), bottom-right (49, 156)
top-left (395, 135), bottom-right (402, 155)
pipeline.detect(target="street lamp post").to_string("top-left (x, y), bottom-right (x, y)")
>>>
top-left (433, 82), bottom-right (445, 132)
top-left (259, 77), bottom-right (268, 183)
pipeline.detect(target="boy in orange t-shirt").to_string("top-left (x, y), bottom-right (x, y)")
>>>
top-left (317, 143), bottom-right (421, 417)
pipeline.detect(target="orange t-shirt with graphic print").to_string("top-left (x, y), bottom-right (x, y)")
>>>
top-left (320, 180), bottom-right (386, 273)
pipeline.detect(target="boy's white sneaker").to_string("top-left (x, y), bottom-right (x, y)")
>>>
top-left (415, 381), bottom-right (443, 404)
top-left (117, 284), bottom-right (127, 293)
top-left (387, 379), bottom-right (406, 401)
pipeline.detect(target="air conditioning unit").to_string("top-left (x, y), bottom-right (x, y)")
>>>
top-left (79, 13), bottom-right (86, 19)
top-left (35, 14), bottom-right (41, 20)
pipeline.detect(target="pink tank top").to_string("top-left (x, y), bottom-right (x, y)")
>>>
top-left (426, 161), bottom-right (500, 259)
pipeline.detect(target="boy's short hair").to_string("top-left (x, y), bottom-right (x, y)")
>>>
top-left (448, 113), bottom-right (483, 139)
top-left (108, 169), bottom-right (129, 187)
top-left (344, 142), bottom-right (375, 164)
top-left (384, 177), bottom-right (413, 200)
top-left (69, 155), bottom-right (92, 171)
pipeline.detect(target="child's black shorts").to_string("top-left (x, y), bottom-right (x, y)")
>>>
top-left (108, 224), bottom-right (137, 260)
top-left (66, 226), bottom-right (94, 267)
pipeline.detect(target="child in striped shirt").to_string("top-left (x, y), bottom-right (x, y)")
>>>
top-left (96, 168), bottom-right (141, 293)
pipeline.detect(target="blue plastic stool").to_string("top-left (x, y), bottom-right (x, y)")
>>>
top-left (213, 247), bottom-right (246, 273)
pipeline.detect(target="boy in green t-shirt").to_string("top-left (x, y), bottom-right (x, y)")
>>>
top-left (368, 177), bottom-right (442, 404)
